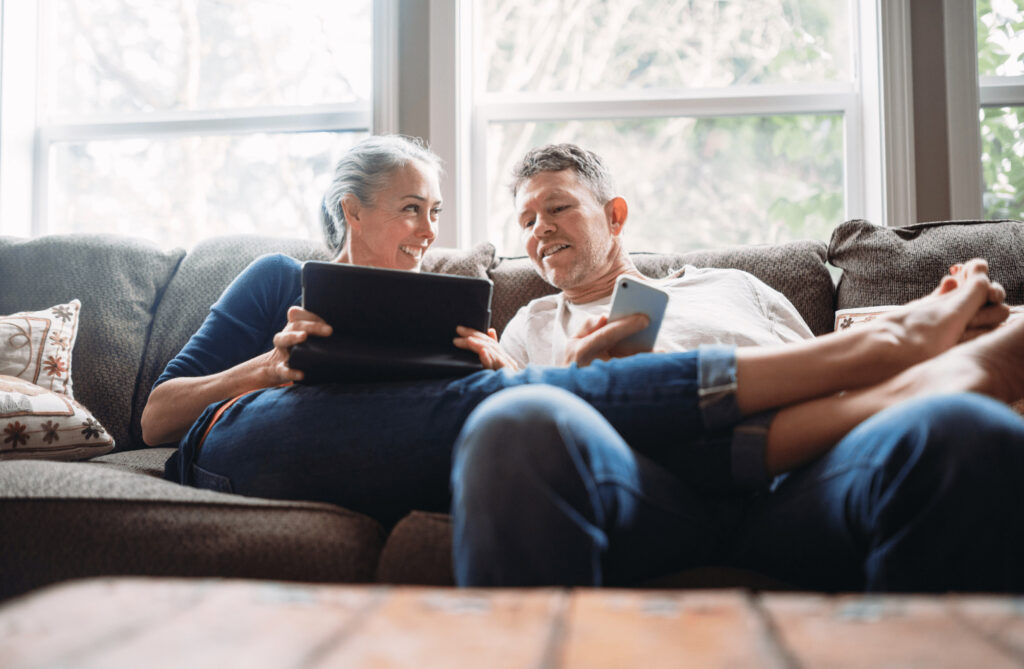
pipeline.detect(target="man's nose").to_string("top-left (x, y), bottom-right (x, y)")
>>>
top-left (532, 214), bottom-right (555, 237)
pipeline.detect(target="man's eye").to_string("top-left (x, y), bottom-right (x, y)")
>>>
top-left (552, 205), bottom-right (569, 214)
top-left (521, 218), bottom-right (535, 228)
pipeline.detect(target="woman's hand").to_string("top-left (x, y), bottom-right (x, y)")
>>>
top-left (268, 306), bottom-right (333, 383)
top-left (454, 326), bottom-right (521, 371)
top-left (562, 314), bottom-right (649, 367)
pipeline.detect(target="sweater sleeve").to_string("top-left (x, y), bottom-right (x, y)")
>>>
top-left (154, 254), bottom-right (303, 388)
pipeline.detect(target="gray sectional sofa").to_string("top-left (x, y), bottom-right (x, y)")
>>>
top-left (2, 218), bottom-right (1022, 601)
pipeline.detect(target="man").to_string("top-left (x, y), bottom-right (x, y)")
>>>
top-left (456, 144), bottom-right (811, 371)
top-left (450, 143), bottom-right (1024, 592)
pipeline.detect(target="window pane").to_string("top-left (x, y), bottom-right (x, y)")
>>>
top-left (487, 116), bottom-right (844, 256)
top-left (480, 0), bottom-right (850, 94)
top-left (981, 106), bottom-right (1024, 218)
top-left (47, 0), bottom-right (371, 116)
top-left (48, 132), bottom-right (366, 249)
top-left (977, 0), bottom-right (1024, 77)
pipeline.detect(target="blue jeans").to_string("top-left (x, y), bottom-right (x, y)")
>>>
top-left (451, 388), bottom-right (1024, 591)
top-left (168, 348), bottom-right (748, 525)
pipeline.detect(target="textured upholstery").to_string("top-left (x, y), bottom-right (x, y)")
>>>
top-left (488, 239), bottom-right (834, 337)
top-left (0, 458), bottom-right (385, 600)
top-left (376, 511), bottom-right (454, 585)
top-left (0, 235), bottom-right (183, 452)
top-left (829, 219), bottom-right (1024, 309)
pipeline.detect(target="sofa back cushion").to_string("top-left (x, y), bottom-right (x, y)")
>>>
top-left (828, 219), bottom-right (1024, 309)
top-left (132, 236), bottom-right (495, 448)
top-left (0, 235), bottom-right (184, 452)
top-left (489, 240), bottom-right (834, 337)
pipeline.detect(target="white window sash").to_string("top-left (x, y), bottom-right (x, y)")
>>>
top-left (1, 0), bottom-right (392, 238)
top-left (432, 0), bottom-right (904, 249)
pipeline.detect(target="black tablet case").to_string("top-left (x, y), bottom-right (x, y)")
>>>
top-left (289, 261), bottom-right (493, 383)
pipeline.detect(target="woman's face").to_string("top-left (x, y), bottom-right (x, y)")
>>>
top-left (343, 160), bottom-right (442, 272)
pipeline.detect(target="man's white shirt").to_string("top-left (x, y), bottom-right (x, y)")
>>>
top-left (500, 266), bottom-right (814, 367)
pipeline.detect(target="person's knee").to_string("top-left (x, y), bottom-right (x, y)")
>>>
top-left (452, 385), bottom-right (587, 508)
top-left (870, 393), bottom-right (1024, 493)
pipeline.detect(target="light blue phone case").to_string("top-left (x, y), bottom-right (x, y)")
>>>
top-left (607, 276), bottom-right (670, 354)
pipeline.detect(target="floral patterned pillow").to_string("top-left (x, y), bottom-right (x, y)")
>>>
top-left (0, 300), bottom-right (80, 399)
top-left (0, 375), bottom-right (114, 460)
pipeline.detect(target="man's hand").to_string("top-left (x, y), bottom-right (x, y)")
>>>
top-left (562, 313), bottom-right (649, 367)
top-left (454, 326), bottom-right (521, 371)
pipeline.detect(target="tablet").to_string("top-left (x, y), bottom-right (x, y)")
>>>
top-left (288, 261), bottom-right (493, 383)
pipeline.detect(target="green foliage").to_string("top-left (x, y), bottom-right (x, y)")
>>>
top-left (977, 1), bottom-right (1024, 220)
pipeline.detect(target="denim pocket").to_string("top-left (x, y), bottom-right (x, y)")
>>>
top-left (191, 463), bottom-right (234, 493)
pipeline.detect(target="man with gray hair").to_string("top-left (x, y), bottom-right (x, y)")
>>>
top-left (455, 142), bottom-right (812, 371)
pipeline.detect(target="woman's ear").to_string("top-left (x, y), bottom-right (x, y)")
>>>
top-left (607, 196), bottom-right (628, 236)
top-left (340, 195), bottom-right (362, 229)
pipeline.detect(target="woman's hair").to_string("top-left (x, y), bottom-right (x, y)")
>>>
top-left (321, 135), bottom-right (443, 254)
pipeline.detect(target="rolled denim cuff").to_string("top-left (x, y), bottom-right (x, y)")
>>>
top-left (730, 410), bottom-right (776, 490)
top-left (697, 344), bottom-right (773, 490)
top-left (697, 345), bottom-right (742, 430)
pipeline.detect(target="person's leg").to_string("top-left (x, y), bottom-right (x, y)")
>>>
top-left (728, 393), bottom-right (1024, 592)
top-left (450, 385), bottom-right (741, 586)
top-left (763, 314), bottom-right (1024, 475)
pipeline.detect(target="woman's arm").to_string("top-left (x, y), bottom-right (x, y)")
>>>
top-left (141, 305), bottom-right (331, 445)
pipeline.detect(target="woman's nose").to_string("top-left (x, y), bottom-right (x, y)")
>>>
top-left (418, 211), bottom-right (437, 240)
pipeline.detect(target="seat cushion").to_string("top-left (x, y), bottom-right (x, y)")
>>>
top-left (828, 218), bottom-right (1024, 309)
top-left (0, 455), bottom-right (385, 600)
top-left (376, 510), bottom-right (454, 585)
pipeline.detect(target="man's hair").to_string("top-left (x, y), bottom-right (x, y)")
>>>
top-left (321, 134), bottom-right (443, 254)
top-left (510, 143), bottom-right (614, 204)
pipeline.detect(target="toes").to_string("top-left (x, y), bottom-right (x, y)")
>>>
top-left (961, 258), bottom-right (990, 278)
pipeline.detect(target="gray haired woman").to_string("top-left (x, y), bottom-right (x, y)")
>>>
top-left (141, 134), bottom-right (444, 446)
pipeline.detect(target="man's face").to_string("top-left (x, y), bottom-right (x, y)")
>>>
top-left (515, 169), bottom-right (617, 291)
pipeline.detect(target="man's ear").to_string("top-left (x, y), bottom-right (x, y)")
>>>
top-left (340, 195), bottom-right (362, 229)
top-left (607, 196), bottom-right (628, 236)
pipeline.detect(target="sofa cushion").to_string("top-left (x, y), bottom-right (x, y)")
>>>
top-left (828, 219), bottom-right (1024, 309)
top-left (489, 240), bottom-right (834, 337)
top-left (376, 510), bottom-right (454, 585)
top-left (0, 455), bottom-right (385, 600)
top-left (1, 375), bottom-right (114, 461)
top-left (0, 235), bottom-right (184, 453)
top-left (0, 300), bottom-right (81, 398)
top-left (132, 237), bottom-right (496, 448)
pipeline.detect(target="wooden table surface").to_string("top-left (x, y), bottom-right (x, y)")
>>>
top-left (1, 577), bottom-right (1023, 668)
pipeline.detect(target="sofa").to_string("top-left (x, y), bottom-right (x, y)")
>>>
top-left (2, 218), bottom-right (1022, 601)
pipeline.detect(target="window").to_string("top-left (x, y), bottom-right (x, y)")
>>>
top-left (977, 0), bottom-right (1024, 219)
top-left (2, 0), bottom-right (383, 249)
top-left (444, 0), bottom-right (881, 256)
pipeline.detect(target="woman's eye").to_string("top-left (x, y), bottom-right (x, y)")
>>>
top-left (405, 204), bottom-right (420, 213)
top-left (431, 207), bottom-right (443, 217)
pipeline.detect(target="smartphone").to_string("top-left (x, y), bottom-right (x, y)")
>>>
top-left (607, 275), bottom-right (670, 355)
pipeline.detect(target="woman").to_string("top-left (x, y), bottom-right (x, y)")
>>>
top-left (144, 134), bottom-right (1020, 530)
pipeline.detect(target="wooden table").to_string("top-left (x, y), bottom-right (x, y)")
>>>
top-left (1, 577), bottom-right (1023, 668)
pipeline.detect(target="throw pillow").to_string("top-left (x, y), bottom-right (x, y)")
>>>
top-left (834, 304), bottom-right (1024, 415)
top-left (0, 299), bottom-right (81, 398)
top-left (0, 374), bottom-right (114, 460)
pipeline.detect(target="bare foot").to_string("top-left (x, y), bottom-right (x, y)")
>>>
top-left (854, 259), bottom-right (1009, 370)
top-left (875, 315), bottom-right (1024, 408)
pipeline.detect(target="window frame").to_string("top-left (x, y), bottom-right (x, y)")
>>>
top-left (0, 0), bottom-right (398, 239)
top-left (431, 0), bottom-right (917, 250)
